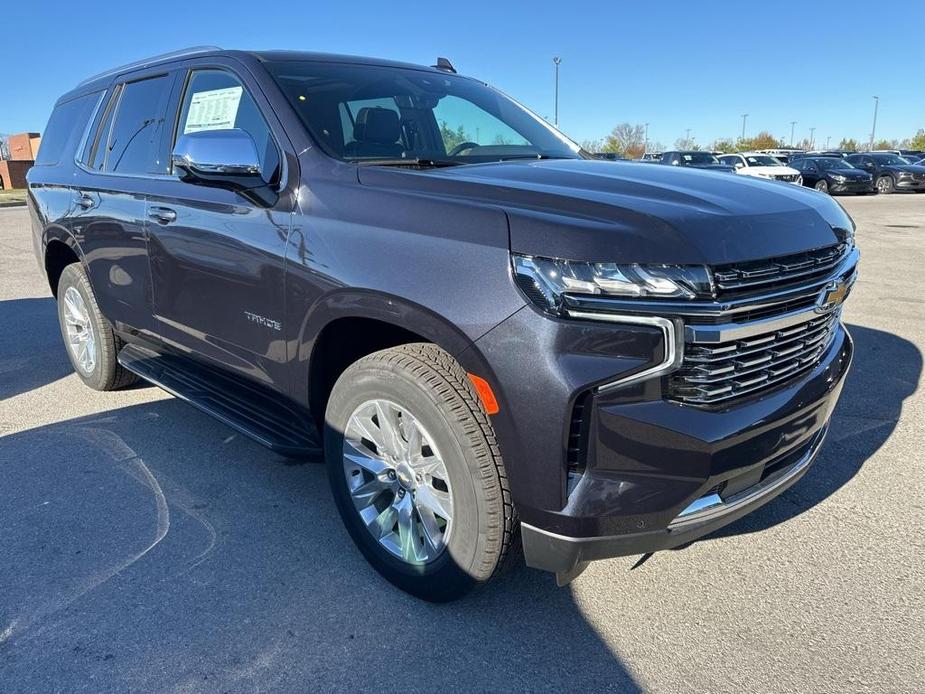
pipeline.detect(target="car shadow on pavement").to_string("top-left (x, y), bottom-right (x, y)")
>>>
top-left (0, 297), bottom-right (75, 400)
top-left (0, 398), bottom-right (641, 692)
top-left (703, 323), bottom-right (921, 543)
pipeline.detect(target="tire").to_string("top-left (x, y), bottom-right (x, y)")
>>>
top-left (876, 175), bottom-right (894, 194)
top-left (814, 180), bottom-right (829, 193)
top-left (56, 263), bottom-right (138, 391)
top-left (324, 343), bottom-right (515, 601)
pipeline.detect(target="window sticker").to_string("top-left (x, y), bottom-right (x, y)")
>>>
top-left (183, 86), bottom-right (243, 133)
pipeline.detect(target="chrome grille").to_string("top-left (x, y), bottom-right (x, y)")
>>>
top-left (774, 173), bottom-right (799, 182)
top-left (668, 310), bottom-right (840, 406)
top-left (712, 244), bottom-right (849, 297)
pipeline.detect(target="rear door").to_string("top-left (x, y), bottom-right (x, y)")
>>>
top-left (143, 60), bottom-right (296, 388)
top-left (72, 70), bottom-right (179, 335)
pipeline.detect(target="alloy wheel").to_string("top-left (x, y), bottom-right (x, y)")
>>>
top-left (342, 399), bottom-right (454, 565)
top-left (62, 286), bottom-right (96, 373)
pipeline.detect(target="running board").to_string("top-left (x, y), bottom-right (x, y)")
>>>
top-left (118, 343), bottom-right (321, 458)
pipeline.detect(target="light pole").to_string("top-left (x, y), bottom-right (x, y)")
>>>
top-left (741, 113), bottom-right (748, 141)
top-left (869, 96), bottom-right (879, 151)
top-left (685, 128), bottom-right (691, 147)
top-left (826, 136), bottom-right (831, 149)
top-left (553, 57), bottom-right (561, 127)
top-left (644, 122), bottom-right (650, 155)
top-left (809, 127), bottom-right (816, 149)
top-left (789, 121), bottom-right (797, 147)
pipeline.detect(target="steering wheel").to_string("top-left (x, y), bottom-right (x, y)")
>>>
top-left (448, 141), bottom-right (481, 156)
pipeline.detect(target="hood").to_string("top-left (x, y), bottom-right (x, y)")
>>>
top-left (356, 159), bottom-right (853, 265)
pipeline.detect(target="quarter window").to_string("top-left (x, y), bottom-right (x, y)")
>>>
top-left (175, 70), bottom-right (279, 180)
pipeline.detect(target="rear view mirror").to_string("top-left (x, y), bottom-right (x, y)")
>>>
top-left (172, 129), bottom-right (277, 206)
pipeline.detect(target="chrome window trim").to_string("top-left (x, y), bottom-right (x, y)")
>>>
top-left (71, 91), bottom-right (107, 171)
top-left (564, 311), bottom-right (682, 392)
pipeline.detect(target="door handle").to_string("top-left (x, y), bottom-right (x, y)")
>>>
top-left (148, 206), bottom-right (177, 224)
top-left (75, 193), bottom-right (94, 210)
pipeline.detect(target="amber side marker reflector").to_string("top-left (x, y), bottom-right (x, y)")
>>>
top-left (467, 373), bottom-right (500, 415)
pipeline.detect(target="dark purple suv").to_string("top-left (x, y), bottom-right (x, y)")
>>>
top-left (28, 47), bottom-right (857, 601)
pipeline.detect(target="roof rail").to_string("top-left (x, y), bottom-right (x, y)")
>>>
top-left (76, 46), bottom-right (223, 87)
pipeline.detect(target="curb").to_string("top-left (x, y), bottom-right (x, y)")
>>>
top-left (0, 201), bottom-right (27, 208)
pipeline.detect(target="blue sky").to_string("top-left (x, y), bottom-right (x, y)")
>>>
top-left (4, 1), bottom-right (924, 148)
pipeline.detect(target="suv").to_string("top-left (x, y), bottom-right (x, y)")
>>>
top-left (718, 152), bottom-right (802, 184)
top-left (29, 48), bottom-right (857, 601)
top-left (845, 152), bottom-right (925, 193)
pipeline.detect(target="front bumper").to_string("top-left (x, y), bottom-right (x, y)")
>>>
top-left (896, 177), bottom-right (925, 191)
top-left (517, 327), bottom-right (851, 582)
top-left (830, 180), bottom-right (875, 194)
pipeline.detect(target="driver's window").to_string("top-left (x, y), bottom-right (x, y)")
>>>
top-left (432, 95), bottom-right (529, 154)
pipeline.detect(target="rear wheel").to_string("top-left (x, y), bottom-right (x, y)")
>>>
top-left (876, 175), bottom-right (894, 194)
top-left (324, 343), bottom-right (515, 601)
top-left (56, 263), bottom-right (137, 391)
top-left (814, 180), bottom-right (829, 193)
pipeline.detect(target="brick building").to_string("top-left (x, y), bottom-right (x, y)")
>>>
top-left (1, 131), bottom-right (40, 189)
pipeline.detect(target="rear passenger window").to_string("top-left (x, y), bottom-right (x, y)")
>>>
top-left (34, 92), bottom-right (102, 167)
top-left (176, 70), bottom-right (280, 180)
top-left (104, 75), bottom-right (173, 174)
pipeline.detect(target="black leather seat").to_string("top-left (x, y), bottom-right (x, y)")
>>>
top-left (344, 107), bottom-right (403, 159)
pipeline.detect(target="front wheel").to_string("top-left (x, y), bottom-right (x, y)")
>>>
top-left (814, 180), bottom-right (829, 193)
top-left (324, 343), bottom-right (515, 601)
top-left (876, 175), bottom-right (895, 194)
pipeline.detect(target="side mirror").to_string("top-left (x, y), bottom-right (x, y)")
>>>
top-left (735, 162), bottom-right (745, 169)
top-left (171, 129), bottom-right (277, 206)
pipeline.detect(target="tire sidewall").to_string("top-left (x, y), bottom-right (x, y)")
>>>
top-left (814, 180), bottom-right (828, 193)
top-left (57, 264), bottom-right (110, 390)
top-left (877, 175), bottom-right (894, 194)
top-left (324, 358), bottom-right (490, 600)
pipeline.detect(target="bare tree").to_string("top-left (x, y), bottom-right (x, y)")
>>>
top-left (604, 123), bottom-right (646, 159)
top-left (0, 134), bottom-right (10, 161)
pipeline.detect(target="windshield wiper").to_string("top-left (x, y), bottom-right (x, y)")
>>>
top-left (352, 158), bottom-right (462, 168)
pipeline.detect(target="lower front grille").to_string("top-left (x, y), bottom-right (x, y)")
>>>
top-left (668, 310), bottom-right (840, 406)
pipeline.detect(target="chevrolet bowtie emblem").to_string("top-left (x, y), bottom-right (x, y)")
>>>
top-left (817, 279), bottom-right (849, 313)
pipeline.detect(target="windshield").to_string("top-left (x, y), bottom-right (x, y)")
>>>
top-left (817, 158), bottom-right (854, 171)
top-left (681, 152), bottom-right (720, 164)
top-left (744, 155), bottom-right (782, 167)
top-left (871, 154), bottom-right (909, 165)
top-left (265, 61), bottom-right (583, 165)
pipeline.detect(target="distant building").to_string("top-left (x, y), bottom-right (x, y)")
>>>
top-left (8, 132), bottom-right (41, 160)
top-left (0, 131), bottom-right (40, 189)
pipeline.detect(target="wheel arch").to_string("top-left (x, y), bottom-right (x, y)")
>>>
top-left (297, 289), bottom-right (498, 432)
top-left (42, 225), bottom-right (84, 298)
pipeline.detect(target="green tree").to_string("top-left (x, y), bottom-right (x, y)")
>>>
top-left (910, 130), bottom-right (925, 150)
top-left (439, 121), bottom-right (471, 152)
top-left (712, 138), bottom-right (736, 153)
top-left (736, 131), bottom-right (782, 151)
top-left (838, 138), bottom-right (860, 152)
top-left (873, 139), bottom-right (896, 150)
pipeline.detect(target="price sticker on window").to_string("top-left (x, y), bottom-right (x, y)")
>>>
top-left (183, 86), bottom-right (243, 133)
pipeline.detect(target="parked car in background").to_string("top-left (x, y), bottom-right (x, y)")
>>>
top-left (902, 153), bottom-right (924, 163)
top-left (659, 151), bottom-right (735, 171)
top-left (846, 152), bottom-right (925, 193)
top-left (718, 152), bottom-right (802, 184)
top-left (755, 148), bottom-right (804, 164)
top-left (790, 157), bottom-right (875, 195)
top-left (593, 152), bottom-right (625, 161)
top-left (639, 152), bottom-right (662, 162)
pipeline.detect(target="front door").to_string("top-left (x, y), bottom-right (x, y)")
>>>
top-left (144, 65), bottom-right (294, 388)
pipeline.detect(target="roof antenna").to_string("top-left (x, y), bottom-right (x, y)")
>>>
top-left (432, 57), bottom-right (457, 74)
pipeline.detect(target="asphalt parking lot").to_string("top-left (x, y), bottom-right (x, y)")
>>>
top-left (1, 196), bottom-right (923, 693)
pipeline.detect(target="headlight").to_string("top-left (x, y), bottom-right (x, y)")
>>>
top-left (512, 254), bottom-right (713, 315)
top-left (899, 172), bottom-right (913, 178)
top-left (832, 174), bottom-right (847, 183)
top-left (796, 175), bottom-right (803, 185)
